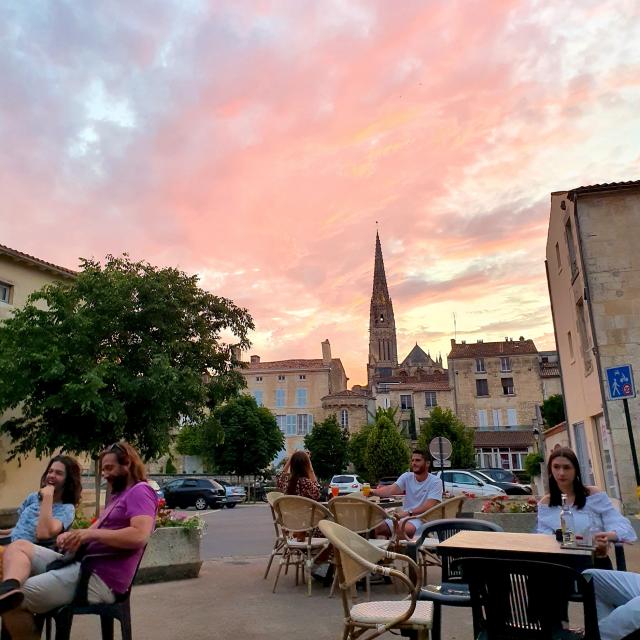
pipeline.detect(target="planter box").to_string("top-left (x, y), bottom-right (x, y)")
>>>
top-left (136, 527), bottom-right (202, 584)
top-left (473, 511), bottom-right (537, 533)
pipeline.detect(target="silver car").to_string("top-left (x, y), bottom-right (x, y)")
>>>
top-left (435, 470), bottom-right (506, 497)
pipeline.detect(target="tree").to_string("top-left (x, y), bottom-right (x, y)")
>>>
top-left (364, 414), bottom-right (411, 483)
top-left (175, 413), bottom-right (224, 472)
top-left (0, 254), bottom-right (253, 510)
top-left (213, 395), bottom-right (284, 475)
top-left (348, 423), bottom-right (373, 479)
top-left (417, 407), bottom-right (476, 469)
top-left (541, 394), bottom-right (565, 429)
top-left (303, 414), bottom-right (349, 481)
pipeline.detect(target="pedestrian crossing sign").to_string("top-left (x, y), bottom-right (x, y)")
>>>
top-left (605, 364), bottom-right (636, 400)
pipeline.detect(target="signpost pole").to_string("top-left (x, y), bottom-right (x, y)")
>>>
top-left (623, 398), bottom-right (640, 486)
top-left (438, 437), bottom-right (445, 495)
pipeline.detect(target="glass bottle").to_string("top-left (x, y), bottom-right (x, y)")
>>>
top-left (560, 493), bottom-right (576, 546)
top-left (584, 512), bottom-right (600, 547)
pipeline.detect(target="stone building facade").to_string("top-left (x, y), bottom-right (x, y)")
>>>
top-left (546, 180), bottom-right (640, 510)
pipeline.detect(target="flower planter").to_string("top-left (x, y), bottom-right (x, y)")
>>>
top-left (136, 526), bottom-right (202, 584)
top-left (473, 511), bottom-right (537, 533)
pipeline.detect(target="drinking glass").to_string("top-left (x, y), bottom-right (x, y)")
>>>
top-left (362, 483), bottom-right (371, 497)
top-left (331, 486), bottom-right (339, 497)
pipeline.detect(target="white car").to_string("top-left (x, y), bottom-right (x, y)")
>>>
top-left (435, 470), bottom-right (506, 497)
top-left (329, 474), bottom-right (365, 495)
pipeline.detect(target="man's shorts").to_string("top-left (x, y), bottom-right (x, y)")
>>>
top-left (21, 545), bottom-right (115, 614)
top-left (384, 517), bottom-right (426, 540)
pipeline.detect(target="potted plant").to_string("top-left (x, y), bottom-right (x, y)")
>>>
top-left (476, 495), bottom-right (539, 533)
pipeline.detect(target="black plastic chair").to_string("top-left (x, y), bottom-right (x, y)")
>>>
top-left (455, 556), bottom-right (601, 639)
top-left (416, 518), bottom-right (504, 640)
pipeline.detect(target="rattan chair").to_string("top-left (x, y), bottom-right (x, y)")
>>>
top-left (396, 496), bottom-right (465, 583)
top-left (263, 491), bottom-right (285, 580)
top-left (272, 495), bottom-right (332, 596)
top-left (327, 495), bottom-right (396, 598)
top-left (319, 519), bottom-right (433, 640)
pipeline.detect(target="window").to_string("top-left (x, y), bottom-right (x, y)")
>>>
top-left (296, 388), bottom-right (308, 407)
top-left (501, 377), bottom-right (515, 395)
top-left (0, 282), bottom-right (12, 304)
top-left (253, 390), bottom-right (264, 407)
top-left (400, 394), bottom-right (413, 410)
top-left (286, 415), bottom-right (296, 436)
top-left (255, 376), bottom-right (263, 382)
top-left (477, 410), bottom-right (488, 428)
top-left (277, 375), bottom-right (286, 381)
top-left (400, 419), bottom-right (411, 437)
top-left (275, 388), bottom-right (285, 408)
top-left (297, 414), bottom-right (313, 435)
top-left (340, 409), bottom-right (349, 428)
top-left (500, 357), bottom-right (511, 372)
top-left (298, 374), bottom-right (306, 381)
top-left (567, 331), bottom-right (575, 360)
top-left (451, 472), bottom-right (479, 486)
top-left (276, 415), bottom-right (286, 433)
top-left (555, 242), bottom-right (561, 270)
top-left (425, 391), bottom-right (437, 408)
top-left (565, 218), bottom-right (578, 279)
top-left (493, 409), bottom-right (502, 428)
top-left (475, 358), bottom-right (486, 373)
top-left (506, 408), bottom-right (518, 427)
top-left (476, 379), bottom-right (489, 396)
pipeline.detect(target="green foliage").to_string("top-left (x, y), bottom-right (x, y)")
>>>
top-left (213, 395), bottom-right (284, 475)
top-left (303, 414), bottom-right (349, 481)
top-left (541, 394), bottom-right (565, 429)
top-left (348, 424), bottom-right (373, 479)
top-left (164, 457), bottom-right (177, 475)
top-left (417, 407), bottom-right (476, 469)
top-left (364, 415), bottom-right (411, 483)
top-left (0, 254), bottom-right (253, 462)
top-left (175, 413), bottom-right (224, 471)
top-left (524, 452), bottom-right (544, 478)
top-left (373, 406), bottom-right (400, 425)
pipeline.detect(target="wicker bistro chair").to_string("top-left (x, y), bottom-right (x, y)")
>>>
top-left (455, 557), bottom-right (601, 639)
top-left (327, 495), bottom-right (396, 599)
top-left (417, 518), bottom-right (504, 640)
top-left (271, 495), bottom-right (332, 596)
top-left (263, 491), bottom-right (285, 580)
top-left (319, 520), bottom-right (433, 640)
top-left (396, 496), bottom-right (465, 583)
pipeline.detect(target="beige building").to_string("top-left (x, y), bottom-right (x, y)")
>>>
top-left (321, 389), bottom-right (374, 436)
top-left (239, 340), bottom-right (349, 460)
top-left (0, 245), bottom-right (76, 508)
top-left (546, 180), bottom-right (640, 510)
top-left (448, 338), bottom-right (544, 472)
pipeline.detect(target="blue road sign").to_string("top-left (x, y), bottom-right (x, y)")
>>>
top-left (606, 364), bottom-right (636, 400)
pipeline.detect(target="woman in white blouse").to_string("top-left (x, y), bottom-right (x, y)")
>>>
top-left (537, 447), bottom-right (636, 566)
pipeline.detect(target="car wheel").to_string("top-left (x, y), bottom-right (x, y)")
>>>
top-left (195, 497), bottom-right (208, 510)
top-left (226, 503), bottom-right (237, 509)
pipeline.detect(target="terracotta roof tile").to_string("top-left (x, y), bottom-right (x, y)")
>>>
top-left (539, 363), bottom-right (560, 377)
top-left (0, 244), bottom-right (76, 278)
top-left (568, 180), bottom-right (640, 200)
top-left (240, 358), bottom-right (341, 372)
top-left (448, 339), bottom-right (538, 359)
top-left (474, 430), bottom-right (535, 447)
top-left (322, 389), bottom-right (371, 401)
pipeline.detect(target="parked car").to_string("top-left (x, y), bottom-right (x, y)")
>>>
top-left (434, 470), bottom-right (506, 497)
top-left (148, 479), bottom-right (164, 500)
top-left (477, 468), bottom-right (521, 484)
top-left (329, 474), bottom-right (365, 495)
top-left (162, 478), bottom-right (227, 510)
top-left (215, 479), bottom-right (247, 508)
top-left (465, 469), bottom-right (532, 495)
top-left (376, 477), bottom-right (398, 488)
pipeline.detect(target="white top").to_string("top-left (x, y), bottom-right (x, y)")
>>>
top-left (395, 472), bottom-right (442, 512)
top-left (536, 491), bottom-right (637, 543)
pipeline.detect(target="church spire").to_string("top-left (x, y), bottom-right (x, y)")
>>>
top-left (367, 231), bottom-right (398, 387)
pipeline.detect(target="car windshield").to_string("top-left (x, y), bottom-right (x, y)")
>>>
top-left (468, 470), bottom-right (494, 483)
top-left (331, 476), bottom-right (354, 483)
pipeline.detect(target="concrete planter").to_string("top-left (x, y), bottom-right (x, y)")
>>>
top-left (136, 527), bottom-right (203, 584)
top-left (473, 511), bottom-right (537, 533)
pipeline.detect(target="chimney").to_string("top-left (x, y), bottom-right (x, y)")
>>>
top-left (519, 336), bottom-right (525, 341)
top-left (231, 346), bottom-right (241, 363)
top-left (322, 339), bottom-right (332, 365)
top-left (450, 339), bottom-right (456, 347)
top-left (250, 355), bottom-right (260, 364)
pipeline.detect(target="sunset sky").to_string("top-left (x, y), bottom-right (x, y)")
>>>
top-left (2, 1), bottom-right (639, 386)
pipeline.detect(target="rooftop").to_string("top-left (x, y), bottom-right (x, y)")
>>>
top-left (539, 362), bottom-right (560, 377)
top-left (240, 358), bottom-right (342, 372)
top-left (567, 179), bottom-right (640, 200)
top-left (474, 429), bottom-right (535, 447)
top-left (0, 244), bottom-right (77, 278)
top-left (449, 338), bottom-right (538, 359)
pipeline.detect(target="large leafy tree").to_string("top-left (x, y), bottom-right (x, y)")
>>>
top-left (417, 407), bottom-right (476, 469)
top-left (541, 394), bottom-right (565, 429)
top-left (364, 414), bottom-right (411, 483)
top-left (213, 395), bottom-right (284, 475)
top-left (348, 424), bottom-right (372, 479)
top-left (0, 254), bottom-right (253, 466)
top-left (303, 414), bottom-right (349, 481)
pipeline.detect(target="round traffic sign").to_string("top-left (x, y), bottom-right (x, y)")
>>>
top-left (429, 436), bottom-right (452, 460)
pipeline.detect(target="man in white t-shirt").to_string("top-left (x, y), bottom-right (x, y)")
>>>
top-left (371, 450), bottom-right (442, 540)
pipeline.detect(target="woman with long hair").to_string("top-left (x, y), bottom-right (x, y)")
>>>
top-left (276, 450), bottom-right (320, 500)
top-left (537, 447), bottom-right (636, 561)
top-left (0, 455), bottom-right (81, 544)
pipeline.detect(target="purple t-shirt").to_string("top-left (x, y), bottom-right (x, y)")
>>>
top-left (85, 481), bottom-right (157, 594)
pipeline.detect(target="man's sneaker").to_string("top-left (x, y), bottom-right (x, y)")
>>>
top-left (0, 579), bottom-right (24, 614)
